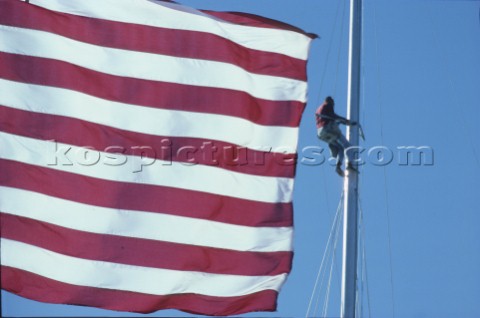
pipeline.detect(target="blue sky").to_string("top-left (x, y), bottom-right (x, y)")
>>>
top-left (3, 1), bottom-right (480, 317)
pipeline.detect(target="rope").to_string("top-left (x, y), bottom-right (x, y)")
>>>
top-left (305, 191), bottom-right (344, 318)
top-left (372, 3), bottom-right (396, 317)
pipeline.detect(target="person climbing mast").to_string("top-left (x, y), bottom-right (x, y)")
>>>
top-left (315, 96), bottom-right (358, 177)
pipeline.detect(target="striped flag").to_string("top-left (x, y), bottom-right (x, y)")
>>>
top-left (0, 0), bottom-right (314, 315)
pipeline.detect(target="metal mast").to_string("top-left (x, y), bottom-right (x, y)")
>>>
top-left (340, 0), bottom-right (362, 317)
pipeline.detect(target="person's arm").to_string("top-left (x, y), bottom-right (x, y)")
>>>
top-left (340, 117), bottom-right (357, 126)
top-left (316, 104), bottom-right (358, 125)
top-left (316, 113), bottom-right (356, 125)
top-left (332, 113), bottom-right (348, 124)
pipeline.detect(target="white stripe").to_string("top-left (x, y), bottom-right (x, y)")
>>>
top-left (27, 0), bottom-right (312, 60)
top-left (0, 186), bottom-right (293, 252)
top-left (0, 132), bottom-right (294, 203)
top-left (0, 79), bottom-right (299, 151)
top-left (1, 238), bottom-right (287, 297)
top-left (0, 25), bottom-right (307, 103)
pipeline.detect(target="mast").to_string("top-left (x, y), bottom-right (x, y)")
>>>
top-left (340, 0), bottom-right (362, 317)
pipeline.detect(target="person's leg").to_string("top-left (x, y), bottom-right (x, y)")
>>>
top-left (336, 134), bottom-right (359, 172)
top-left (337, 134), bottom-right (355, 163)
top-left (328, 143), bottom-right (339, 160)
top-left (332, 140), bottom-right (345, 165)
top-left (330, 141), bottom-right (345, 176)
top-left (336, 134), bottom-right (350, 151)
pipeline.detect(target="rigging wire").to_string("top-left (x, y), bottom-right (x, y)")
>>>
top-left (312, 179), bottom-right (339, 315)
top-left (354, 2), bottom-right (369, 317)
top-left (320, 165), bottom-right (332, 218)
top-left (372, 2), bottom-right (396, 317)
top-left (355, 198), bottom-right (363, 317)
top-left (315, 0), bottom-right (346, 104)
top-left (307, 192), bottom-right (344, 318)
top-left (428, 5), bottom-right (480, 168)
top-left (321, 204), bottom-right (343, 317)
top-left (306, 2), bottom-right (351, 315)
top-left (358, 2), bottom-right (369, 316)
top-left (305, 191), bottom-right (344, 318)
top-left (333, 0), bottom-right (348, 97)
top-left (312, 199), bottom-right (343, 317)
top-left (358, 197), bottom-right (372, 318)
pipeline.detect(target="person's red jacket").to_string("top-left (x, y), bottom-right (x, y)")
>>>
top-left (315, 101), bottom-right (347, 129)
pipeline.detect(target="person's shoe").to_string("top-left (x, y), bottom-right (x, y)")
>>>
top-left (335, 165), bottom-right (344, 177)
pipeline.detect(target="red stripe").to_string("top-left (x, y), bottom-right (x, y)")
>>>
top-left (0, 160), bottom-right (293, 227)
top-left (1, 266), bottom-right (278, 315)
top-left (0, 0), bottom-right (307, 81)
top-left (202, 10), bottom-right (318, 39)
top-left (1, 213), bottom-right (292, 276)
top-left (0, 52), bottom-right (305, 128)
top-left (0, 106), bottom-right (296, 178)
